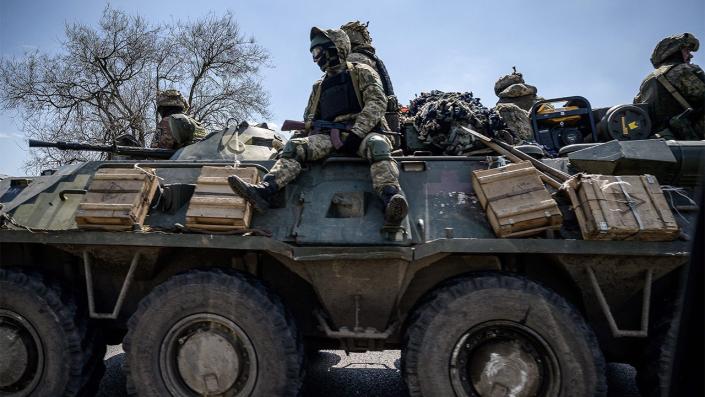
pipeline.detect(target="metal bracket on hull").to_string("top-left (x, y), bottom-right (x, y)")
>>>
top-left (314, 310), bottom-right (397, 352)
top-left (83, 250), bottom-right (140, 319)
top-left (587, 265), bottom-right (653, 338)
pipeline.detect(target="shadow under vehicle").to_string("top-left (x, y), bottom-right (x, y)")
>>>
top-left (0, 111), bottom-right (702, 396)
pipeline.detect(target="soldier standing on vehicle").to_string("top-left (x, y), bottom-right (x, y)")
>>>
top-left (493, 68), bottom-right (544, 142)
top-left (151, 89), bottom-right (207, 149)
top-left (227, 27), bottom-right (408, 225)
top-left (634, 33), bottom-right (704, 140)
top-left (341, 21), bottom-right (401, 132)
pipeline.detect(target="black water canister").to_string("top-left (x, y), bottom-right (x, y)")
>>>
top-left (596, 104), bottom-right (652, 141)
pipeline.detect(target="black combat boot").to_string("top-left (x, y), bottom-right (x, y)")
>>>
top-left (381, 185), bottom-right (408, 224)
top-left (227, 173), bottom-right (279, 212)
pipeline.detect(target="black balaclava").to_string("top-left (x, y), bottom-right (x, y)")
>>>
top-left (310, 35), bottom-right (339, 72)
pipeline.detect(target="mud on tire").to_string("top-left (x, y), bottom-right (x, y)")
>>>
top-left (0, 268), bottom-right (106, 397)
top-left (402, 273), bottom-right (606, 397)
top-left (123, 269), bottom-right (303, 396)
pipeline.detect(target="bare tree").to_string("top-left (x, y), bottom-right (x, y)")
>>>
top-left (0, 6), bottom-right (270, 173)
top-left (176, 11), bottom-right (271, 130)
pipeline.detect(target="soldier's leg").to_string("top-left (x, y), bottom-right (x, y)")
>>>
top-left (228, 135), bottom-right (332, 212)
top-left (361, 133), bottom-right (408, 224)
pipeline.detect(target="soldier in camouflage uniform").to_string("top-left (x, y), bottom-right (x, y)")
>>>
top-left (151, 90), bottom-right (207, 149)
top-left (228, 27), bottom-right (408, 224)
top-left (493, 69), bottom-right (544, 142)
top-left (634, 33), bottom-right (704, 140)
top-left (341, 21), bottom-right (400, 131)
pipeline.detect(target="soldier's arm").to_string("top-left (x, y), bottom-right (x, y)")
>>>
top-left (351, 66), bottom-right (387, 138)
top-left (634, 77), bottom-right (655, 105)
top-left (186, 115), bottom-right (207, 140)
top-left (303, 80), bottom-right (323, 124)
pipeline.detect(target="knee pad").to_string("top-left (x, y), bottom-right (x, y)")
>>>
top-left (367, 135), bottom-right (392, 162)
top-left (281, 139), bottom-right (309, 162)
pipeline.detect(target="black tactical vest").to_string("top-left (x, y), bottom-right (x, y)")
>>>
top-left (318, 70), bottom-right (362, 121)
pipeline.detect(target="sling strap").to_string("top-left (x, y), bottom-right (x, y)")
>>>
top-left (655, 65), bottom-right (693, 110)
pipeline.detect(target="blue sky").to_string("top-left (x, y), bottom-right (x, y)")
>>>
top-left (1, 0), bottom-right (703, 175)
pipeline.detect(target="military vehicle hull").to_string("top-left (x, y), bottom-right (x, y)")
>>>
top-left (0, 153), bottom-right (699, 396)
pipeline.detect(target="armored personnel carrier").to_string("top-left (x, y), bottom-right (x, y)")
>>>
top-left (0, 113), bottom-right (702, 397)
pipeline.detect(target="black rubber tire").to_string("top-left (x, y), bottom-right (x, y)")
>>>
top-left (77, 326), bottom-right (107, 397)
top-left (635, 293), bottom-right (680, 397)
top-left (0, 268), bottom-right (106, 396)
top-left (402, 273), bottom-right (607, 397)
top-left (123, 269), bottom-right (303, 396)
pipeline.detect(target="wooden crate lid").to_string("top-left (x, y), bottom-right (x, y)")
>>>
top-left (185, 166), bottom-right (260, 230)
top-left (566, 173), bottom-right (679, 240)
top-left (75, 167), bottom-right (159, 229)
top-left (472, 161), bottom-right (545, 209)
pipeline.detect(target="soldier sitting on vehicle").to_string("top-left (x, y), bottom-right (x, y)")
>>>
top-left (634, 33), bottom-right (704, 140)
top-left (493, 67), bottom-right (545, 142)
top-left (341, 20), bottom-right (400, 132)
top-left (227, 27), bottom-right (408, 225)
top-left (151, 89), bottom-right (207, 149)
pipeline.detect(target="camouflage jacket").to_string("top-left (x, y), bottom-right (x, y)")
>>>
top-left (495, 83), bottom-right (543, 112)
top-left (634, 62), bottom-right (705, 138)
top-left (303, 62), bottom-right (390, 138)
top-left (348, 45), bottom-right (377, 69)
top-left (151, 114), bottom-right (207, 149)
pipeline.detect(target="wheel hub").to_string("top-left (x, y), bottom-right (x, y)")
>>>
top-left (0, 324), bottom-right (29, 388)
top-left (450, 321), bottom-right (560, 397)
top-left (0, 310), bottom-right (43, 395)
top-left (161, 313), bottom-right (257, 396)
top-left (176, 329), bottom-right (240, 394)
top-left (468, 339), bottom-right (541, 397)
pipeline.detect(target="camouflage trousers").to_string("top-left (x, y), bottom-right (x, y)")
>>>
top-left (495, 103), bottom-right (534, 143)
top-left (269, 133), bottom-right (400, 196)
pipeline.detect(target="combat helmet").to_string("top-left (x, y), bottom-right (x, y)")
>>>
top-left (157, 89), bottom-right (189, 111)
top-left (341, 21), bottom-right (372, 47)
top-left (494, 68), bottom-right (525, 96)
top-left (494, 68), bottom-right (538, 99)
top-left (650, 33), bottom-right (699, 68)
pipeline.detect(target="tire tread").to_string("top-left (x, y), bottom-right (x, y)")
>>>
top-left (123, 268), bottom-right (303, 396)
top-left (401, 272), bottom-right (606, 396)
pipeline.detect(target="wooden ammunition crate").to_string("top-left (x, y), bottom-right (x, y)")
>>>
top-left (472, 161), bottom-right (562, 237)
top-left (185, 166), bottom-right (259, 231)
top-left (75, 168), bottom-right (159, 230)
top-left (565, 174), bottom-right (679, 241)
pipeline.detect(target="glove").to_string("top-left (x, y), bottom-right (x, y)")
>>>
top-left (340, 132), bottom-right (363, 154)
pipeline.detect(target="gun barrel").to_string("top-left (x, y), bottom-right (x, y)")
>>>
top-left (28, 139), bottom-right (61, 148)
top-left (28, 139), bottom-right (175, 159)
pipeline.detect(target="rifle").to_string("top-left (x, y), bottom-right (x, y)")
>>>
top-left (669, 108), bottom-right (699, 140)
top-left (280, 120), bottom-right (351, 132)
top-left (28, 139), bottom-right (176, 159)
top-left (281, 120), bottom-right (353, 149)
top-left (281, 119), bottom-right (399, 150)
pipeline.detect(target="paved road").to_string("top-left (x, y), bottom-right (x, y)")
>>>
top-left (98, 345), bottom-right (641, 396)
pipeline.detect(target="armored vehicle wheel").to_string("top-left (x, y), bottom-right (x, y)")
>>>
top-left (402, 273), bottom-right (606, 397)
top-left (0, 268), bottom-right (106, 397)
top-left (634, 279), bottom-right (681, 397)
top-left (635, 312), bottom-right (678, 397)
top-left (124, 269), bottom-right (303, 396)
